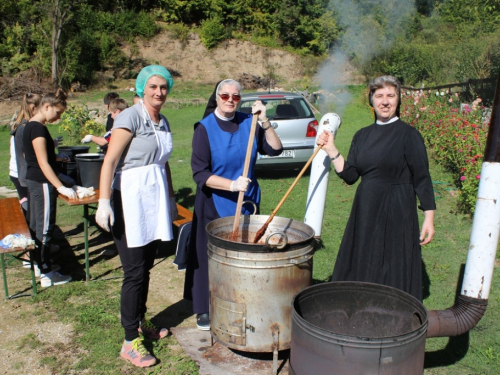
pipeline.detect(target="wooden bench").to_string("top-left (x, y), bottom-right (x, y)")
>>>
top-left (173, 204), bottom-right (193, 227)
top-left (172, 204), bottom-right (192, 271)
top-left (0, 197), bottom-right (37, 299)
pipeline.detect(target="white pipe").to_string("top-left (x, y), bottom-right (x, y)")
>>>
top-left (461, 161), bottom-right (500, 300)
top-left (304, 113), bottom-right (341, 238)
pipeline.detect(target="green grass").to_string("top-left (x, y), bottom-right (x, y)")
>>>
top-left (1, 84), bottom-right (499, 374)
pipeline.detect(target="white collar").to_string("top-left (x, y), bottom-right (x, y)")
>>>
top-left (376, 116), bottom-right (399, 125)
top-left (214, 108), bottom-right (235, 121)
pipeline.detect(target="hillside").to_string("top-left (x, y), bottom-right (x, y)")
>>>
top-left (0, 31), bottom-right (365, 124)
top-left (133, 33), bottom-right (305, 83)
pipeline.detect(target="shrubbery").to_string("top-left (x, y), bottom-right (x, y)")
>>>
top-left (59, 105), bottom-right (105, 146)
top-left (401, 91), bottom-right (488, 214)
top-left (199, 17), bottom-right (228, 50)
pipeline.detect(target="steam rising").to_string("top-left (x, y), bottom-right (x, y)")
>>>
top-left (316, 0), bottom-right (416, 115)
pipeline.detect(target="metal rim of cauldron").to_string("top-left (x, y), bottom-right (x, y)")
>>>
top-left (292, 281), bottom-right (428, 347)
top-left (206, 214), bottom-right (316, 252)
top-left (75, 153), bottom-right (105, 161)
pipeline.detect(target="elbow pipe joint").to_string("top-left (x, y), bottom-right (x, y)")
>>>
top-left (427, 295), bottom-right (488, 338)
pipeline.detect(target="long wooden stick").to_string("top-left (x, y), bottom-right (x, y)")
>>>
top-left (229, 113), bottom-right (260, 241)
top-left (253, 146), bottom-right (323, 243)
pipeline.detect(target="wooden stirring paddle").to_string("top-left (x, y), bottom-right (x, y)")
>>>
top-left (229, 112), bottom-right (260, 241)
top-left (253, 146), bottom-right (323, 243)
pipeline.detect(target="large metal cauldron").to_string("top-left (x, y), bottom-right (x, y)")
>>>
top-left (290, 282), bottom-right (428, 375)
top-left (207, 215), bottom-right (315, 353)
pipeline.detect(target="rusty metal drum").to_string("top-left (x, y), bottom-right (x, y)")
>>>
top-left (207, 215), bottom-right (315, 353)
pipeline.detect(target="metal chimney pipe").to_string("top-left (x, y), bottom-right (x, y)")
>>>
top-left (304, 113), bottom-right (341, 238)
top-left (427, 71), bottom-right (500, 337)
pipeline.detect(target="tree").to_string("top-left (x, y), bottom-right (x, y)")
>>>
top-left (39, 0), bottom-right (79, 89)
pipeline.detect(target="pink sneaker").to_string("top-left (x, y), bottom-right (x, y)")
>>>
top-left (139, 320), bottom-right (169, 340)
top-left (120, 338), bottom-right (156, 367)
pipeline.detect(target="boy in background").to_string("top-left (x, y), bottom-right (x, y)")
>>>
top-left (81, 98), bottom-right (129, 147)
top-left (104, 92), bottom-right (119, 132)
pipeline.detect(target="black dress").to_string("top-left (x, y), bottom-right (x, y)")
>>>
top-left (332, 119), bottom-right (436, 300)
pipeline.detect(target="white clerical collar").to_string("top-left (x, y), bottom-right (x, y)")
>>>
top-left (215, 108), bottom-right (235, 121)
top-left (376, 116), bottom-right (399, 125)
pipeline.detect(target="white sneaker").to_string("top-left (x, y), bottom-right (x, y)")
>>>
top-left (35, 264), bottom-right (60, 278)
top-left (40, 271), bottom-right (71, 287)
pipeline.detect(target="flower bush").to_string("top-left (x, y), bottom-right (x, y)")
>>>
top-left (59, 105), bottom-right (105, 146)
top-left (401, 90), bottom-right (488, 214)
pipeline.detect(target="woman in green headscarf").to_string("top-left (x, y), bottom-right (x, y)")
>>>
top-left (96, 65), bottom-right (176, 368)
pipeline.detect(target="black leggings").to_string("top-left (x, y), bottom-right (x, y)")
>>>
top-left (112, 190), bottom-right (157, 341)
top-left (9, 175), bottom-right (28, 201)
top-left (10, 175), bottom-right (28, 219)
top-left (26, 179), bottom-right (56, 273)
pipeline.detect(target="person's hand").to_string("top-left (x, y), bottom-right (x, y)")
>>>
top-left (57, 185), bottom-right (77, 200)
top-left (169, 197), bottom-right (178, 222)
top-left (96, 199), bottom-right (114, 232)
top-left (81, 135), bottom-right (93, 143)
top-left (58, 173), bottom-right (76, 187)
top-left (56, 153), bottom-right (70, 162)
top-left (54, 136), bottom-right (63, 147)
top-left (316, 130), bottom-right (337, 155)
top-left (252, 100), bottom-right (267, 122)
top-left (230, 176), bottom-right (251, 192)
top-left (420, 210), bottom-right (435, 245)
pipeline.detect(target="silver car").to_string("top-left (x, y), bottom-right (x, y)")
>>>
top-left (237, 92), bottom-right (318, 170)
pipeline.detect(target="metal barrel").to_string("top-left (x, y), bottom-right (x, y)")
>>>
top-left (207, 215), bottom-right (315, 352)
top-left (290, 282), bottom-right (428, 375)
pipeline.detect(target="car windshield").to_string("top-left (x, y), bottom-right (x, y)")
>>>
top-left (239, 97), bottom-right (313, 120)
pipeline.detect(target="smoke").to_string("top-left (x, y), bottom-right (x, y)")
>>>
top-left (316, 0), bottom-right (416, 116)
top-left (315, 50), bottom-right (354, 116)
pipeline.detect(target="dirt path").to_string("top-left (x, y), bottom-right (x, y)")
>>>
top-left (0, 222), bottom-right (192, 374)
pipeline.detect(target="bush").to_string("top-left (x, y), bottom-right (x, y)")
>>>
top-left (59, 105), bottom-right (105, 146)
top-left (199, 16), bottom-right (227, 50)
top-left (401, 90), bottom-right (488, 214)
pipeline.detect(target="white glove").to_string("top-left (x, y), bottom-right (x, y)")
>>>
top-left (96, 199), bottom-right (114, 232)
top-left (252, 100), bottom-right (267, 122)
top-left (58, 173), bottom-right (76, 187)
top-left (81, 135), bottom-right (93, 143)
top-left (230, 176), bottom-right (251, 192)
top-left (57, 185), bottom-right (77, 200)
top-left (169, 197), bottom-right (178, 222)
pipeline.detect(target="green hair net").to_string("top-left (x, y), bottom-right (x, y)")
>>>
top-left (135, 65), bottom-right (174, 98)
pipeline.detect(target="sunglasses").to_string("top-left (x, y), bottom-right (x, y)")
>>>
top-left (218, 93), bottom-right (241, 102)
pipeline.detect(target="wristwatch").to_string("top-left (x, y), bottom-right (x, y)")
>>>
top-left (262, 120), bottom-right (272, 130)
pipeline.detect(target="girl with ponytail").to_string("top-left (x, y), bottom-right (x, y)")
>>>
top-left (23, 88), bottom-right (74, 287)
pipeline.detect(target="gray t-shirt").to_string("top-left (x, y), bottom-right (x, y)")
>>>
top-left (112, 103), bottom-right (170, 189)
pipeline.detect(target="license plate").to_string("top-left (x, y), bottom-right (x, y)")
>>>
top-left (259, 150), bottom-right (295, 159)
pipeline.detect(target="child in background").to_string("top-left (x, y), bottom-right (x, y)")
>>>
top-left (104, 92), bottom-right (119, 132)
top-left (81, 98), bottom-right (129, 147)
top-left (9, 93), bottom-right (42, 218)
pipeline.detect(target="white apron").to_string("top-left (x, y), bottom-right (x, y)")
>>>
top-left (119, 103), bottom-right (173, 248)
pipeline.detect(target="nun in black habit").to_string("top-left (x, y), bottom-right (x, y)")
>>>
top-left (316, 75), bottom-right (436, 301)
